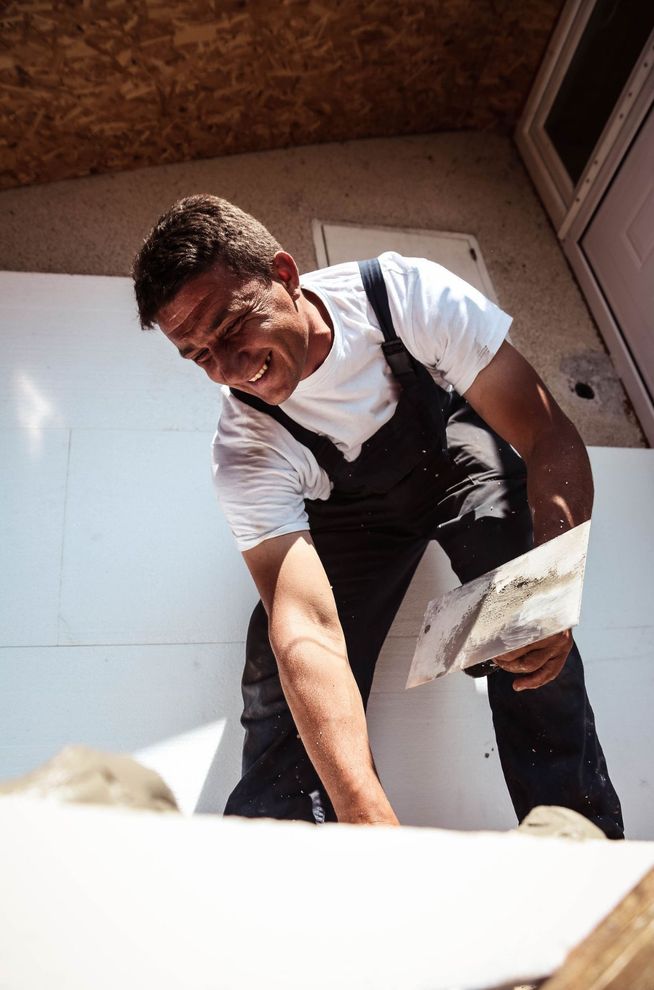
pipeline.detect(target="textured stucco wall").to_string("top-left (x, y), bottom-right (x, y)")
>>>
top-left (0, 130), bottom-right (643, 445)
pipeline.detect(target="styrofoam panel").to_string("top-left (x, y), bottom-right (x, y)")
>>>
top-left (575, 449), bottom-right (654, 838)
top-left (0, 642), bottom-right (245, 813)
top-left (0, 272), bottom-right (219, 432)
top-left (59, 428), bottom-right (257, 645)
top-left (1, 271), bottom-right (653, 839)
top-left (134, 716), bottom-right (245, 816)
top-left (0, 272), bottom-right (136, 311)
top-left (582, 447), bottom-right (654, 629)
top-left (368, 639), bottom-right (513, 830)
top-left (582, 655), bottom-right (654, 841)
top-left (0, 428), bottom-right (70, 645)
top-left (576, 623), bottom-right (653, 662)
top-left (1, 800), bottom-right (653, 990)
top-left (386, 541), bottom-right (459, 638)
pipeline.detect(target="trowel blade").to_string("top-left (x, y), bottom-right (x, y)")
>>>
top-left (406, 520), bottom-right (591, 689)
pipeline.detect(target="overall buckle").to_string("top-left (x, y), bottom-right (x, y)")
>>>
top-left (381, 339), bottom-right (416, 379)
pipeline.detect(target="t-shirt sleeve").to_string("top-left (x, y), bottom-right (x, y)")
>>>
top-left (385, 254), bottom-right (513, 395)
top-left (211, 396), bottom-right (332, 552)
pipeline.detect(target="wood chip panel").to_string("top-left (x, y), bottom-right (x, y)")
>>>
top-left (0, 0), bottom-right (564, 190)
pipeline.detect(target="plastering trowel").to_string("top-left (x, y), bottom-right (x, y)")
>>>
top-left (406, 520), bottom-right (591, 689)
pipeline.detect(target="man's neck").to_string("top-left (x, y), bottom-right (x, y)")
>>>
top-left (300, 287), bottom-right (334, 378)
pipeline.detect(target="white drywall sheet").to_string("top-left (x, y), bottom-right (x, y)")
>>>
top-left (0, 797), bottom-right (653, 990)
top-left (1, 271), bottom-right (653, 836)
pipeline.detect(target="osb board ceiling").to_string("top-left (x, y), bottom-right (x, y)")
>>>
top-left (0, 0), bottom-right (563, 191)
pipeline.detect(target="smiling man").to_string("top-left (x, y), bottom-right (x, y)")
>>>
top-left (132, 194), bottom-right (623, 836)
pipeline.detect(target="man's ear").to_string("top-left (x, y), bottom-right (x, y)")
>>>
top-left (272, 251), bottom-right (301, 299)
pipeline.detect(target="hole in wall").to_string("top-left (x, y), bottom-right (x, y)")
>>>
top-left (574, 381), bottom-right (595, 400)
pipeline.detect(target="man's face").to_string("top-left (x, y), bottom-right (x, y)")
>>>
top-left (156, 254), bottom-right (311, 405)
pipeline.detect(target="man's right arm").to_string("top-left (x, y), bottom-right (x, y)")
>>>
top-left (243, 531), bottom-right (399, 825)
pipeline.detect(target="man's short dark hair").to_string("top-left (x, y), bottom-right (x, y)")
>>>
top-left (132, 195), bottom-right (283, 330)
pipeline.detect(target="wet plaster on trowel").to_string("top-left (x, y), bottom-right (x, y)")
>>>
top-left (471, 563), bottom-right (581, 659)
top-left (439, 565), bottom-right (582, 679)
top-left (407, 523), bottom-right (590, 687)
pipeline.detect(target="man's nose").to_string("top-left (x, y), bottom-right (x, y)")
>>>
top-left (206, 340), bottom-right (247, 385)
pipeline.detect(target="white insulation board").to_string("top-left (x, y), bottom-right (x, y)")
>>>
top-left (1, 271), bottom-right (653, 837)
top-left (1, 796), bottom-right (653, 990)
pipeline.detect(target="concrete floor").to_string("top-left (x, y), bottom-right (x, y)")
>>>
top-left (0, 131), bottom-right (644, 447)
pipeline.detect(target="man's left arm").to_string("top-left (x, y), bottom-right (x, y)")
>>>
top-left (463, 339), bottom-right (593, 691)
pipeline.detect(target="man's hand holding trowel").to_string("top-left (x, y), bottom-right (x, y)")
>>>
top-left (491, 628), bottom-right (574, 692)
top-left (407, 521), bottom-right (592, 692)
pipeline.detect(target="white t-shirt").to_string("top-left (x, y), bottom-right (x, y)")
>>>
top-left (212, 252), bottom-right (512, 551)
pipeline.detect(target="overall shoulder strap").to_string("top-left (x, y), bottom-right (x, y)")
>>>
top-left (358, 257), bottom-right (396, 342)
top-left (358, 257), bottom-right (448, 455)
top-left (229, 388), bottom-right (348, 477)
top-left (357, 258), bottom-right (417, 385)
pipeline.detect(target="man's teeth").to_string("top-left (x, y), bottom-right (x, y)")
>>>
top-left (249, 354), bottom-right (271, 383)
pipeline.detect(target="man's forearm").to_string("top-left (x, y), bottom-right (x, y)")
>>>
top-left (271, 615), bottom-right (398, 824)
top-left (524, 417), bottom-right (594, 546)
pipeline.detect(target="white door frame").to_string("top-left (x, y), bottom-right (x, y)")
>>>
top-left (515, 0), bottom-right (654, 443)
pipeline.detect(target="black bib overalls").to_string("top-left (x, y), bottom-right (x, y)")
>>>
top-left (223, 260), bottom-right (623, 838)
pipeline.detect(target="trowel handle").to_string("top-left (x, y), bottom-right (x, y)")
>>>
top-left (464, 659), bottom-right (499, 679)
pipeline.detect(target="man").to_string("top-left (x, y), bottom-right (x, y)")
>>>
top-left (132, 194), bottom-right (623, 836)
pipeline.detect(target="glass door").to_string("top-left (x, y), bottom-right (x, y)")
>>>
top-left (544, 0), bottom-right (654, 187)
top-left (516, 0), bottom-right (654, 230)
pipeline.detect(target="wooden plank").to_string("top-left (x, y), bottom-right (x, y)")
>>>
top-left (541, 867), bottom-right (654, 990)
